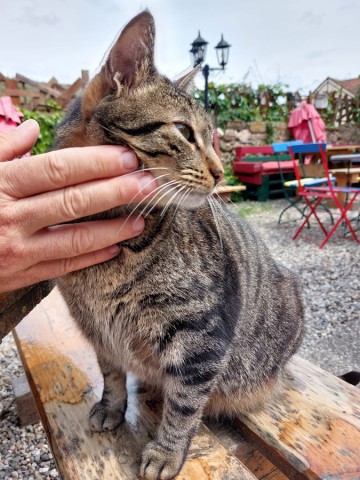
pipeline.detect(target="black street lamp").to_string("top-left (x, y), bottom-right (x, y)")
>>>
top-left (190, 31), bottom-right (231, 111)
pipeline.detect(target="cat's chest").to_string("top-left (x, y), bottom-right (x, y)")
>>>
top-left (58, 262), bottom-right (168, 378)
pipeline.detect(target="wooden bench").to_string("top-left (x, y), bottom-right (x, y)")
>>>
top-left (213, 184), bottom-right (246, 202)
top-left (13, 288), bottom-right (360, 479)
top-left (233, 146), bottom-right (296, 202)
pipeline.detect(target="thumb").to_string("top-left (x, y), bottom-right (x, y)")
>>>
top-left (0, 119), bottom-right (40, 162)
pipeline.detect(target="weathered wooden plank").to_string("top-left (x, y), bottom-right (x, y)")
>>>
top-left (235, 356), bottom-right (360, 479)
top-left (14, 288), bottom-right (256, 480)
top-left (12, 374), bottom-right (40, 426)
top-left (0, 281), bottom-right (54, 343)
top-left (207, 419), bottom-right (288, 480)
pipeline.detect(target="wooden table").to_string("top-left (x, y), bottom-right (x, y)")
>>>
top-left (305, 146), bottom-right (360, 177)
top-left (213, 185), bottom-right (246, 202)
top-left (328, 168), bottom-right (360, 208)
top-left (329, 167), bottom-right (360, 185)
top-left (329, 152), bottom-right (360, 207)
top-left (326, 144), bottom-right (360, 157)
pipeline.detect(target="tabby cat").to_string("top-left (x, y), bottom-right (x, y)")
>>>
top-left (55, 11), bottom-right (304, 480)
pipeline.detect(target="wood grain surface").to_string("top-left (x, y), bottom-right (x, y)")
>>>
top-left (14, 288), bottom-right (255, 480)
top-left (13, 288), bottom-right (360, 479)
top-left (236, 356), bottom-right (360, 479)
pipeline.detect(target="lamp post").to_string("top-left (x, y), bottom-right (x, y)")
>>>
top-left (190, 31), bottom-right (231, 111)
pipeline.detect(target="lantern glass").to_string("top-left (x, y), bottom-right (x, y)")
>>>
top-left (190, 31), bottom-right (208, 66)
top-left (215, 34), bottom-right (231, 68)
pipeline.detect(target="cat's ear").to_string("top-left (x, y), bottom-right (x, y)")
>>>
top-left (105, 11), bottom-right (156, 89)
top-left (174, 65), bottom-right (201, 92)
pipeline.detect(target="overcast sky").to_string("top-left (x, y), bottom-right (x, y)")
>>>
top-left (1, 0), bottom-right (359, 94)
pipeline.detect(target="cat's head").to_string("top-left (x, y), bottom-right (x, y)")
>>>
top-left (56, 11), bottom-right (223, 211)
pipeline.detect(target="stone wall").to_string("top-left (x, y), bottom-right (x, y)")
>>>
top-left (218, 120), bottom-right (290, 164)
top-left (326, 124), bottom-right (360, 145)
top-left (219, 120), bottom-right (360, 165)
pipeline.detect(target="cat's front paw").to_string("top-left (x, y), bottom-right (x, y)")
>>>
top-left (139, 441), bottom-right (185, 480)
top-left (89, 401), bottom-right (125, 432)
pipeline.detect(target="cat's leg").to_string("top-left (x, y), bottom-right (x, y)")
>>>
top-left (89, 355), bottom-right (127, 432)
top-left (140, 345), bottom-right (222, 479)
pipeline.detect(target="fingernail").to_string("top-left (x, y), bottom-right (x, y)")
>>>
top-left (139, 175), bottom-right (156, 195)
top-left (132, 217), bottom-right (145, 233)
top-left (108, 245), bottom-right (121, 256)
top-left (121, 151), bottom-right (138, 170)
top-left (18, 119), bottom-right (38, 130)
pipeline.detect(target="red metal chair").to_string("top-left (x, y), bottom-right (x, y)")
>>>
top-left (288, 143), bottom-right (360, 248)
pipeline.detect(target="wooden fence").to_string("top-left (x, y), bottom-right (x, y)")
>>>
top-left (327, 93), bottom-right (360, 125)
top-left (0, 70), bottom-right (89, 111)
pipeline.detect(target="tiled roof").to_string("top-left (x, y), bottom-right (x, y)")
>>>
top-left (333, 77), bottom-right (360, 95)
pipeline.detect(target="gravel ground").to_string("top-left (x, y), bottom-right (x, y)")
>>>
top-left (0, 198), bottom-right (359, 479)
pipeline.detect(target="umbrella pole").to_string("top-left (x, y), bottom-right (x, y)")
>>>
top-left (308, 119), bottom-right (316, 142)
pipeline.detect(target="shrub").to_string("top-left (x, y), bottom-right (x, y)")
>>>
top-left (20, 102), bottom-right (63, 154)
top-left (194, 82), bottom-right (289, 128)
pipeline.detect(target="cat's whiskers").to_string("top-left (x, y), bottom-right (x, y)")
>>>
top-left (210, 194), bottom-right (241, 237)
top-left (125, 172), bottom-right (170, 208)
top-left (130, 179), bottom-right (178, 219)
top-left (170, 187), bottom-right (193, 222)
top-left (180, 168), bottom-right (204, 176)
top-left (160, 184), bottom-right (188, 219)
top-left (142, 181), bottom-right (184, 219)
top-left (138, 166), bottom-right (170, 174)
top-left (213, 188), bottom-right (239, 211)
top-left (119, 175), bottom-right (173, 231)
top-left (207, 196), bottom-right (223, 250)
top-left (180, 188), bottom-right (194, 209)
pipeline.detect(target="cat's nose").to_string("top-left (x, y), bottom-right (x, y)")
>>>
top-left (210, 168), bottom-right (224, 185)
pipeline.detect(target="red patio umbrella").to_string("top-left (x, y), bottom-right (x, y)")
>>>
top-left (0, 96), bottom-right (24, 132)
top-left (288, 101), bottom-right (326, 143)
top-left (0, 96), bottom-right (31, 157)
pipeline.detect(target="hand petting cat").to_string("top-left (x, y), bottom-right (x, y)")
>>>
top-left (0, 119), bottom-right (157, 293)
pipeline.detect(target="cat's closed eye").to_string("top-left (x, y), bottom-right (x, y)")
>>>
top-left (175, 123), bottom-right (195, 143)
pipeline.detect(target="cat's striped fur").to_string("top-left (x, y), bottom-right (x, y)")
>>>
top-left (55, 12), bottom-right (304, 480)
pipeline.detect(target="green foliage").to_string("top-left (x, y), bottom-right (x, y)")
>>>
top-left (20, 102), bottom-right (63, 154)
top-left (194, 82), bottom-right (289, 128)
top-left (265, 122), bottom-right (275, 144)
top-left (257, 83), bottom-right (289, 122)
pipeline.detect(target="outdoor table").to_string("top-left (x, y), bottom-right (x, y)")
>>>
top-left (326, 144), bottom-right (360, 158)
top-left (329, 153), bottom-right (360, 208)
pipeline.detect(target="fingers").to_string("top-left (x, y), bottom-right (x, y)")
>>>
top-left (2, 245), bottom-right (123, 292)
top-left (34, 247), bottom-right (123, 279)
top-left (0, 215), bottom-right (146, 293)
top-left (27, 216), bottom-right (145, 264)
top-left (2, 143), bottom-right (140, 199)
top-left (0, 120), bottom-right (39, 162)
top-left (16, 171), bottom-right (156, 233)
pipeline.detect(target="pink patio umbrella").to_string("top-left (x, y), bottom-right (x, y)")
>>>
top-left (288, 101), bottom-right (326, 143)
top-left (0, 96), bottom-right (31, 157)
top-left (0, 96), bottom-right (24, 132)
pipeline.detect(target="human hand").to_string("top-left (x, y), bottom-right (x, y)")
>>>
top-left (0, 119), bottom-right (156, 293)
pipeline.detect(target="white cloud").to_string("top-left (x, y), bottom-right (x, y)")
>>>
top-left (1, 0), bottom-right (359, 91)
